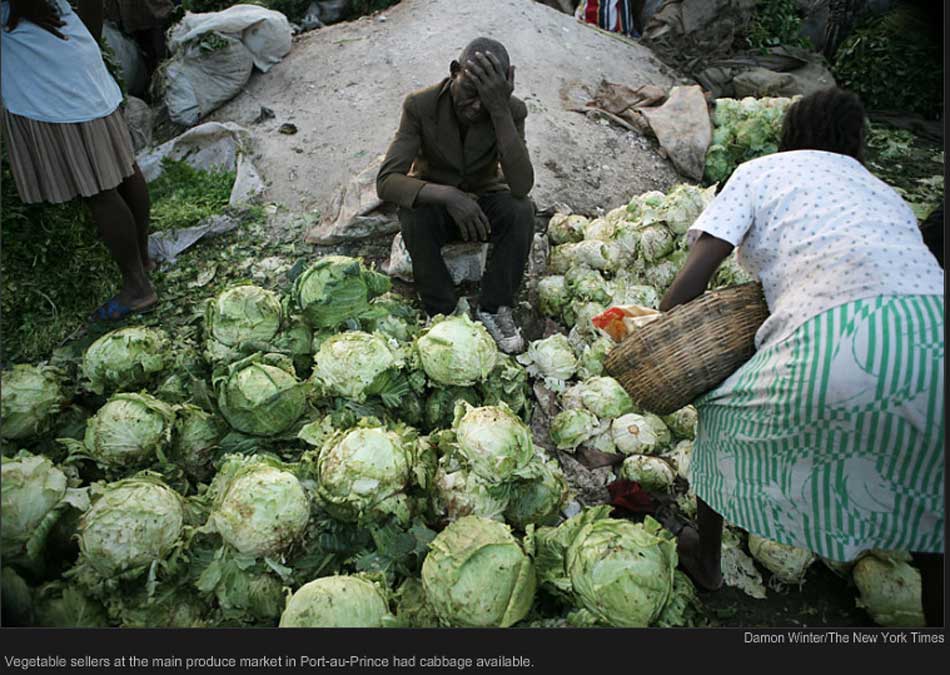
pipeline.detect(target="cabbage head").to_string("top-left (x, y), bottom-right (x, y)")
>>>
top-left (609, 276), bottom-right (659, 309)
top-left (644, 249), bottom-right (688, 292)
top-left (478, 354), bottom-right (530, 418)
top-left (547, 214), bottom-right (587, 245)
top-left (70, 392), bottom-right (175, 469)
top-left (311, 331), bottom-right (399, 402)
top-left (663, 440), bottom-right (693, 481)
top-left (537, 275), bottom-right (570, 319)
top-left (172, 404), bottom-right (223, 483)
top-left (1, 451), bottom-right (69, 558)
top-left (81, 327), bottom-right (168, 395)
top-left (704, 144), bottom-right (733, 184)
top-left (564, 266), bottom-right (612, 304)
top-left (639, 224), bottom-right (675, 262)
top-left (78, 475), bottom-right (184, 577)
top-left (422, 516), bottom-right (536, 627)
top-left (619, 455), bottom-right (676, 491)
top-left (662, 184), bottom-right (716, 235)
top-left (452, 402), bottom-right (534, 481)
top-left (280, 576), bottom-right (391, 627)
top-left (549, 409), bottom-right (600, 451)
top-left (562, 377), bottom-right (633, 419)
top-left (662, 406), bottom-right (698, 440)
top-left (204, 285), bottom-right (283, 361)
top-left (313, 425), bottom-right (417, 524)
top-left (215, 353), bottom-right (307, 436)
top-left (292, 255), bottom-right (391, 330)
top-left (0, 364), bottom-right (65, 440)
top-left (747, 534), bottom-right (816, 584)
top-left (504, 457), bottom-right (569, 530)
top-left (852, 552), bottom-right (926, 627)
top-left (206, 454), bottom-right (311, 557)
top-left (565, 516), bottom-right (676, 626)
top-left (548, 241), bottom-right (612, 274)
top-left (626, 190), bottom-right (667, 224)
top-left (516, 333), bottom-right (577, 390)
top-left (611, 413), bottom-right (670, 455)
top-left (362, 293), bottom-right (422, 343)
top-left (416, 315), bottom-right (497, 386)
top-left (713, 253), bottom-right (755, 288)
top-left (575, 335), bottom-right (614, 379)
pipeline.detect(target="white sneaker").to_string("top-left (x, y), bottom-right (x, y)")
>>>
top-left (475, 306), bottom-right (525, 355)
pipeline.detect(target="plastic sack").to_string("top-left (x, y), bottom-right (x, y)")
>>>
top-left (169, 4), bottom-right (293, 73)
top-left (160, 33), bottom-right (254, 127)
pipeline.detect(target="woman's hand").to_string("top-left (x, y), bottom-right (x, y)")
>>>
top-left (6, 0), bottom-right (67, 39)
top-left (464, 51), bottom-right (515, 118)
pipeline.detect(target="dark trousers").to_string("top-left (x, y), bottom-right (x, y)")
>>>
top-left (399, 191), bottom-right (534, 316)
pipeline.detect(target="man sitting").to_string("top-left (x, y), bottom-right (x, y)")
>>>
top-left (376, 37), bottom-right (535, 354)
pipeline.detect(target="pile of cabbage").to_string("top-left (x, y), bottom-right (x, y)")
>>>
top-left (0, 251), bottom-right (604, 629)
top-left (0, 164), bottom-right (926, 628)
top-left (538, 183), bottom-right (752, 334)
top-left (703, 96), bottom-right (799, 184)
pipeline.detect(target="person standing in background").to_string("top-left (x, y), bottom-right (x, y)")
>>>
top-left (2, 0), bottom-right (157, 321)
top-left (104, 0), bottom-right (175, 75)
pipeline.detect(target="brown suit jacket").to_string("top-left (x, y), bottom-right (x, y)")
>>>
top-left (376, 78), bottom-right (532, 209)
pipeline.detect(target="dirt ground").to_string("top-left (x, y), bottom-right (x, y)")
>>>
top-left (209, 0), bottom-right (685, 220)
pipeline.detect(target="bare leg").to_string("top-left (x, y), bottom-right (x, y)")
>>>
top-left (86, 188), bottom-right (156, 312)
top-left (116, 163), bottom-right (155, 272)
top-left (913, 552), bottom-right (944, 627)
top-left (677, 498), bottom-right (724, 591)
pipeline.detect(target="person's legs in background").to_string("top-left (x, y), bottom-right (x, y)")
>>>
top-left (86, 187), bottom-right (156, 316)
top-left (116, 162), bottom-right (154, 272)
top-left (398, 204), bottom-right (458, 317)
top-left (913, 552), bottom-right (944, 627)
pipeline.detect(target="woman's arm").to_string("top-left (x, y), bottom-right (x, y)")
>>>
top-left (75, 0), bottom-right (103, 42)
top-left (659, 233), bottom-right (734, 312)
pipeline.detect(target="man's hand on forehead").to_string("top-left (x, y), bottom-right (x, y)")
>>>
top-left (464, 51), bottom-right (515, 116)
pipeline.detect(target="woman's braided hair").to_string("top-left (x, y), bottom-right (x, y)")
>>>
top-left (779, 88), bottom-right (867, 163)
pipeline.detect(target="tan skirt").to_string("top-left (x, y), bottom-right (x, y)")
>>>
top-left (2, 107), bottom-right (137, 205)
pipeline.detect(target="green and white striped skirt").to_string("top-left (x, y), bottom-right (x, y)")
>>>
top-left (692, 295), bottom-right (944, 562)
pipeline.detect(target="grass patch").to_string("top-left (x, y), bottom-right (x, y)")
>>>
top-left (2, 158), bottom-right (242, 366)
top-left (149, 158), bottom-right (236, 231)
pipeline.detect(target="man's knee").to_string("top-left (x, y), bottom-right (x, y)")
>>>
top-left (507, 196), bottom-right (535, 244)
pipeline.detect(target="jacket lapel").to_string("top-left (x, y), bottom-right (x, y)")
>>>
top-left (435, 80), bottom-right (464, 172)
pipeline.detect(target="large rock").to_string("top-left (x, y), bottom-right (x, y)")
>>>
top-left (732, 61), bottom-right (836, 98)
top-left (209, 0), bottom-right (683, 218)
top-left (384, 233), bottom-right (488, 284)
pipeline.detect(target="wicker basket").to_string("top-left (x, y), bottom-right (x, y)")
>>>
top-left (604, 283), bottom-right (769, 415)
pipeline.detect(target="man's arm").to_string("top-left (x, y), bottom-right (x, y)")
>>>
top-left (466, 53), bottom-right (533, 198)
top-left (376, 96), bottom-right (429, 208)
top-left (75, 0), bottom-right (104, 43)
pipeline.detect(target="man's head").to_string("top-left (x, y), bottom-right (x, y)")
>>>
top-left (449, 37), bottom-right (511, 125)
top-left (779, 88), bottom-right (866, 163)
